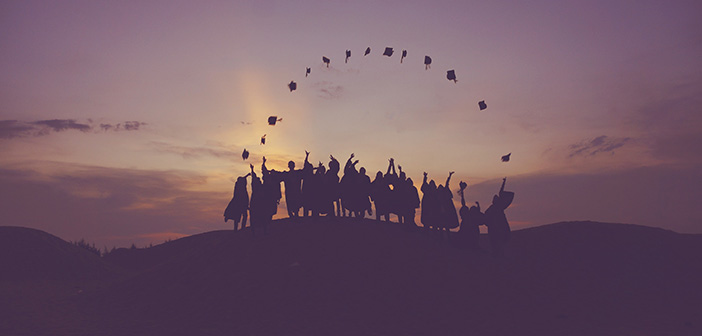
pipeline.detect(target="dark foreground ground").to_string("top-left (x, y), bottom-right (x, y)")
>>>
top-left (1, 219), bottom-right (701, 335)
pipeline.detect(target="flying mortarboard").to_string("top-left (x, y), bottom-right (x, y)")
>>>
top-left (447, 69), bottom-right (457, 83)
top-left (383, 47), bottom-right (394, 57)
top-left (424, 56), bottom-right (432, 69)
top-left (345, 49), bottom-right (351, 63)
top-left (322, 56), bottom-right (330, 67)
top-left (242, 149), bottom-right (249, 160)
top-left (260, 134), bottom-right (266, 145)
top-left (364, 47), bottom-right (371, 56)
top-left (478, 100), bottom-right (487, 110)
top-left (501, 153), bottom-right (511, 162)
top-left (288, 81), bottom-right (297, 92)
top-left (401, 50), bottom-right (407, 63)
top-left (306, 67), bottom-right (311, 77)
top-left (268, 116), bottom-right (282, 125)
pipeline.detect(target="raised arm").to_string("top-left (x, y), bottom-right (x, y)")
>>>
top-left (500, 177), bottom-right (506, 194)
top-left (344, 153), bottom-right (354, 172)
top-left (386, 158), bottom-right (395, 176)
top-left (422, 172), bottom-right (428, 186)
top-left (446, 171), bottom-right (454, 188)
top-left (262, 156), bottom-right (269, 175)
top-left (250, 163), bottom-right (256, 179)
top-left (304, 150), bottom-right (311, 165)
top-left (459, 181), bottom-right (467, 207)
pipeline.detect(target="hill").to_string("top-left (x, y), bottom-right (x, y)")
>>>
top-left (2, 219), bottom-right (701, 335)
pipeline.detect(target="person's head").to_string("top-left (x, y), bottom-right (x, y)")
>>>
top-left (288, 160), bottom-right (295, 170)
top-left (429, 180), bottom-right (436, 188)
top-left (406, 177), bottom-right (414, 186)
top-left (399, 171), bottom-right (406, 181)
top-left (359, 167), bottom-right (366, 175)
top-left (236, 176), bottom-right (247, 185)
top-left (318, 165), bottom-right (326, 174)
top-left (492, 194), bottom-right (500, 205)
top-left (376, 171), bottom-right (383, 179)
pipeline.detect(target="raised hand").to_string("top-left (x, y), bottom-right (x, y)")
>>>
top-left (305, 150), bottom-right (310, 156)
top-left (262, 156), bottom-right (267, 164)
top-left (423, 172), bottom-right (428, 177)
top-left (350, 153), bottom-right (355, 159)
top-left (449, 171), bottom-right (455, 176)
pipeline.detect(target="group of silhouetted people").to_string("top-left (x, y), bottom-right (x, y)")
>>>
top-left (224, 152), bottom-right (514, 255)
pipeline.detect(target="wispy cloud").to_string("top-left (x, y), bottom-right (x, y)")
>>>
top-left (568, 135), bottom-right (631, 158)
top-left (150, 141), bottom-right (239, 160)
top-left (312, 81), bottom-right (344, 100)
top-left (0, 119), bottom-right (147, 139)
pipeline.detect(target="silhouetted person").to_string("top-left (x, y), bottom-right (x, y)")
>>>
top-left (224, 172), bottom-right (250, 231)
top-left (458, 181), bottom-right (483, 250)
top-left (339, 153), bottom-right (360, 217)
top-left (249, 164), bottom-right (266, 236)
top-left (327, 155), bottom-right (342, 216)
top-left (358, 167), bottom-right (373, 217)
top-left (421, 172), bottom-right (439, 231)
top-left (438, 172), bottom-right (459, 237)
top-left (400, 176), bottom-right (420, 228)
top-left (371, 171), bottom-right (390, 221)
top-left (301, 151), bottom-right (315, 217)
top-left (484, 178), bottom-right (514, 256)
top-left (282, 151), bottom-right (309, 218)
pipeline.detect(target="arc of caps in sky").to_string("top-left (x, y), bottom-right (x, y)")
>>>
top-left (401, 50), bottom-right (407, 63)
top-left (364, 47), bottom-right (371, 56)
top-left (447, 69), bottom-right (457, 83)
top-left (383, 47), bottom-right (394, 57)
top-left (322, 56), bottom-right (330, 67)
top-left (288, 81), bottom-right (297, 92)
top-left (345, 50), bottom-right (351, 63)
top-left (478, 100), bottom-right (487, 110)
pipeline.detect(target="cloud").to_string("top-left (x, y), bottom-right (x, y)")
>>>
top-left (150, 141), bottom-right (239, 160)
top-left (312, 81), bottom-right (344, 100)
top-left (0, 163), bottom-right (227, 248)
top-left (568, 135), bottom-right (631, 158)
top-left (0, 119), bottom-right (147, 139)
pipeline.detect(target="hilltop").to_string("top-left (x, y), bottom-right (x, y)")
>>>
top-left (1, 219), bottom-right (701, 335)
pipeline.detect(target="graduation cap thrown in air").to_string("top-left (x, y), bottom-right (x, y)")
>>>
top-left (447, 69), bottom-right (457, 83)
top-left (424, 56), bottom-right (432, 69)
top-left (401, 50), bottom-right (407, 63)
top-left (242, 148), bottom-right (249, 160)
top-left (478, 100), bottom-right (487, 110)
top-left (322, 56), bottom-right (330, 67)
top-left (364, 47), bottom-right (371, 56)
top-left (306, 67), bottom-right (311, 77)
top-left (501, 153), bottom-right (511, 162)
top-left (383, 47), bottom-right (394, 57)
top-left (268, 116), bottom-right (282, 125)
top-left (345, 50), bottom-right (351, 63)
top-left (288, 81), bottom-right (297, 92)
top-left (260, 134), bottom-right (266, 145)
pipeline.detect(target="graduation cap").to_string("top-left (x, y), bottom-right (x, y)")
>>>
top-left (447, 69), bottom-right (457, 83)
top-left (268, 116), bottom-right (282, 125)
top-left (345, 49), bottom-right (351, 63)
top-left (424, 56), bottom-right (432, 69)
top-left (242, 148), bottom-right (249, 160)
top-left (322, 56), bottom-right (330, 67)
top-left (288, 81), bottom-right (297, 92)
top-left (383, 47), bottom-right (394, 57)
top-left (501, 153), bottom-right (511, 162)
top-left (364, 47), bottom-right (371, 56)
top-left (260, 134), bottom-right (266, 145)
top-left (305, 67), bottom-right (311, 77)
top-left (401, 50), bottom-right (407, 63)
top-left (478, 100), bottom-right (487, 110)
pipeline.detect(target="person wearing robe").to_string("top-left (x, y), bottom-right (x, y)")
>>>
top-left (371, 171), bottom-right (390, 221)
top-left (484, 178), bottom-right (514, 256)
top-left (281, 151), bottom-right (309, 218)
top-left (458, 181), bottom-right (483, 250)
top-left (421, 172), bottom-right (439, 231)
top-left (223, 172), bottom-right (250, 231)
top-left (326, 155), bottom-right (342, 217)
top-left (248, 164), bottom-right (267, 236)
top-left (301, 152), bottom-right (315, 217)
top-left (438, 172), bottom-right (460, 236)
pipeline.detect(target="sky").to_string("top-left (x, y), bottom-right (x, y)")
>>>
top-left (1, 0), bottom-right (701, 248)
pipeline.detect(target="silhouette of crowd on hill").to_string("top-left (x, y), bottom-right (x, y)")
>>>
top-left (225, 152), bottom-right (514, 255)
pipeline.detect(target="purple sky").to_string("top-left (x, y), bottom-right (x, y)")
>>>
top-left (1, 1), bottom-right (701, 247)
